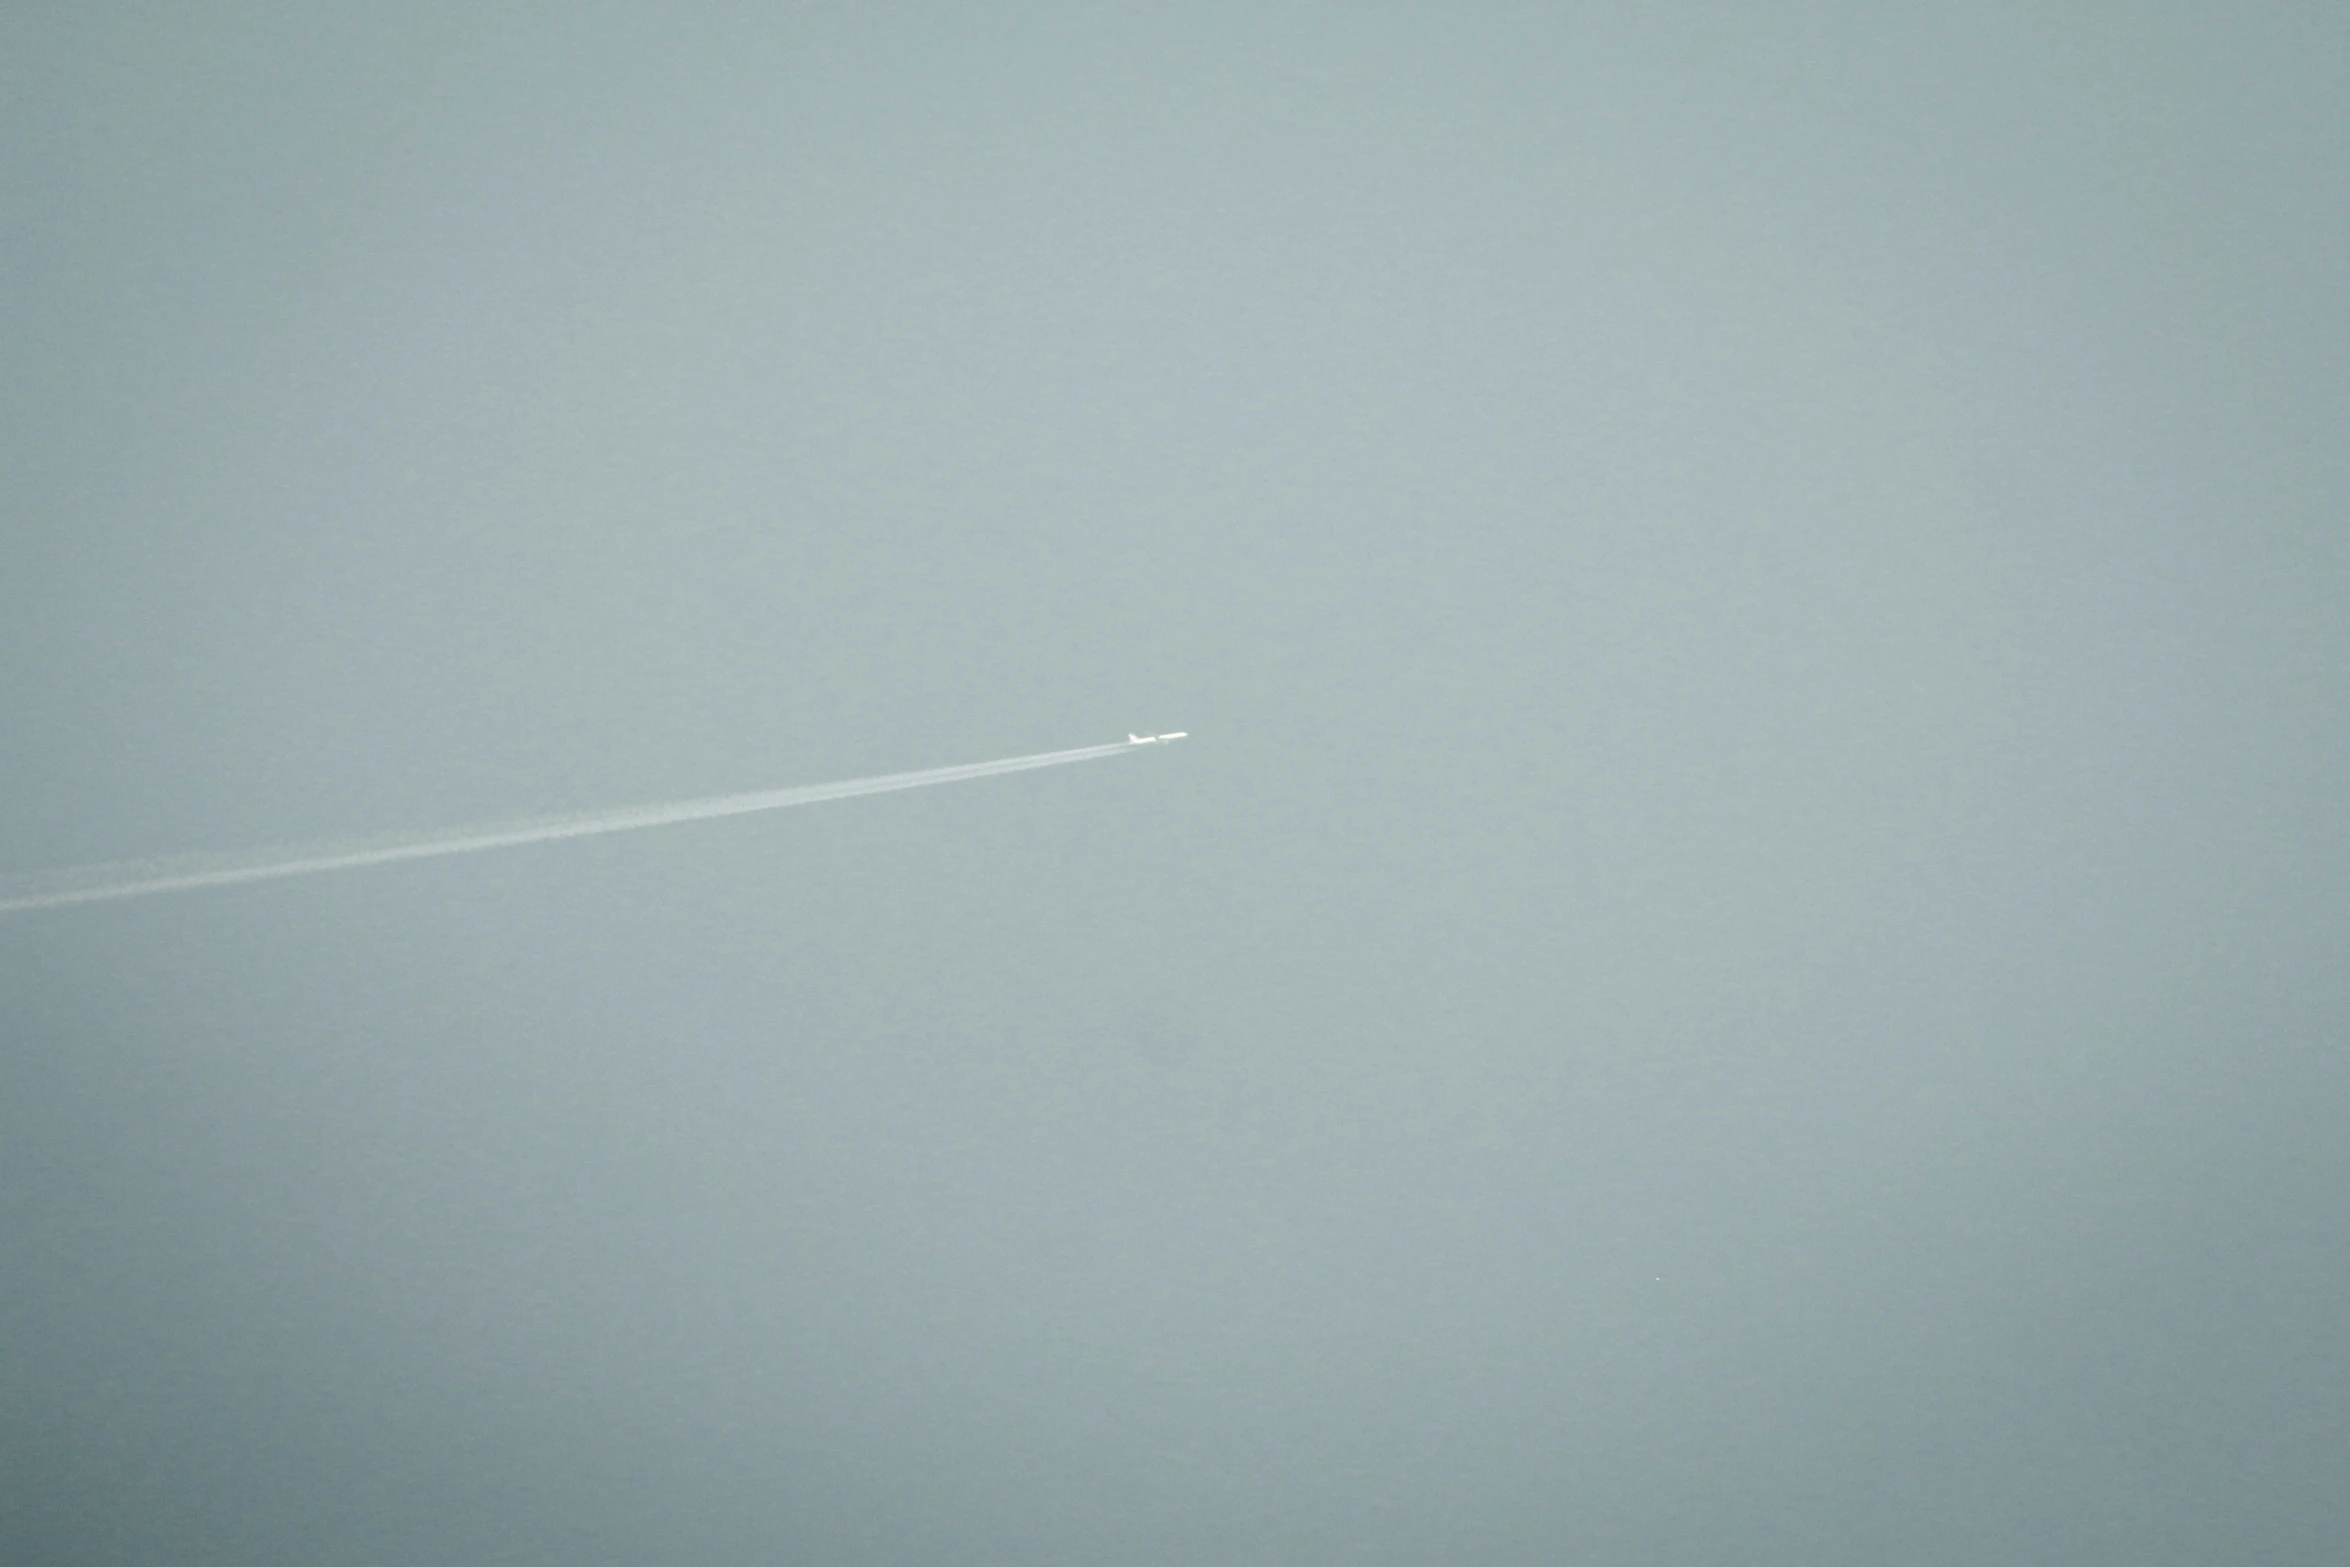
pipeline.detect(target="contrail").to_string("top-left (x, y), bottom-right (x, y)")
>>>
top-left (0, 737), bottom-right (1170, 916)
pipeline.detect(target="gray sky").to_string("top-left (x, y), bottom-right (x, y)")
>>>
top-left (4, 4), bottom-right (2346, 1563)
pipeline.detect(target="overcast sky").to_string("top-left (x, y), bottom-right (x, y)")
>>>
top-left (4, 5), bottom-right (2346, 1564)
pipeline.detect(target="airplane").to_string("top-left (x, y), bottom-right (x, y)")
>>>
top-left (1128, 731), bottom-right (1189, 744)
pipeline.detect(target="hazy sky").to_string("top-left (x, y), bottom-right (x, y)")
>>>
top-left (5, 5), bottom-right (2346, 1563)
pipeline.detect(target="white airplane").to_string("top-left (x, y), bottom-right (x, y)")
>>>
top-left (1128, 731), bottom-right (1189, 744)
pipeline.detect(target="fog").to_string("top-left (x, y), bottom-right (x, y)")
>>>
top-left (4, 5), bottom-right (2345, 1563)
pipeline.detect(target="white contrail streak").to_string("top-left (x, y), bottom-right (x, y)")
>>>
top-left (0, 739), bottom-right (1153, 916)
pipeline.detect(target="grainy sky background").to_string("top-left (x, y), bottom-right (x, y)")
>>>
top-left (4, 4), bottom-right (2346, 1563)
